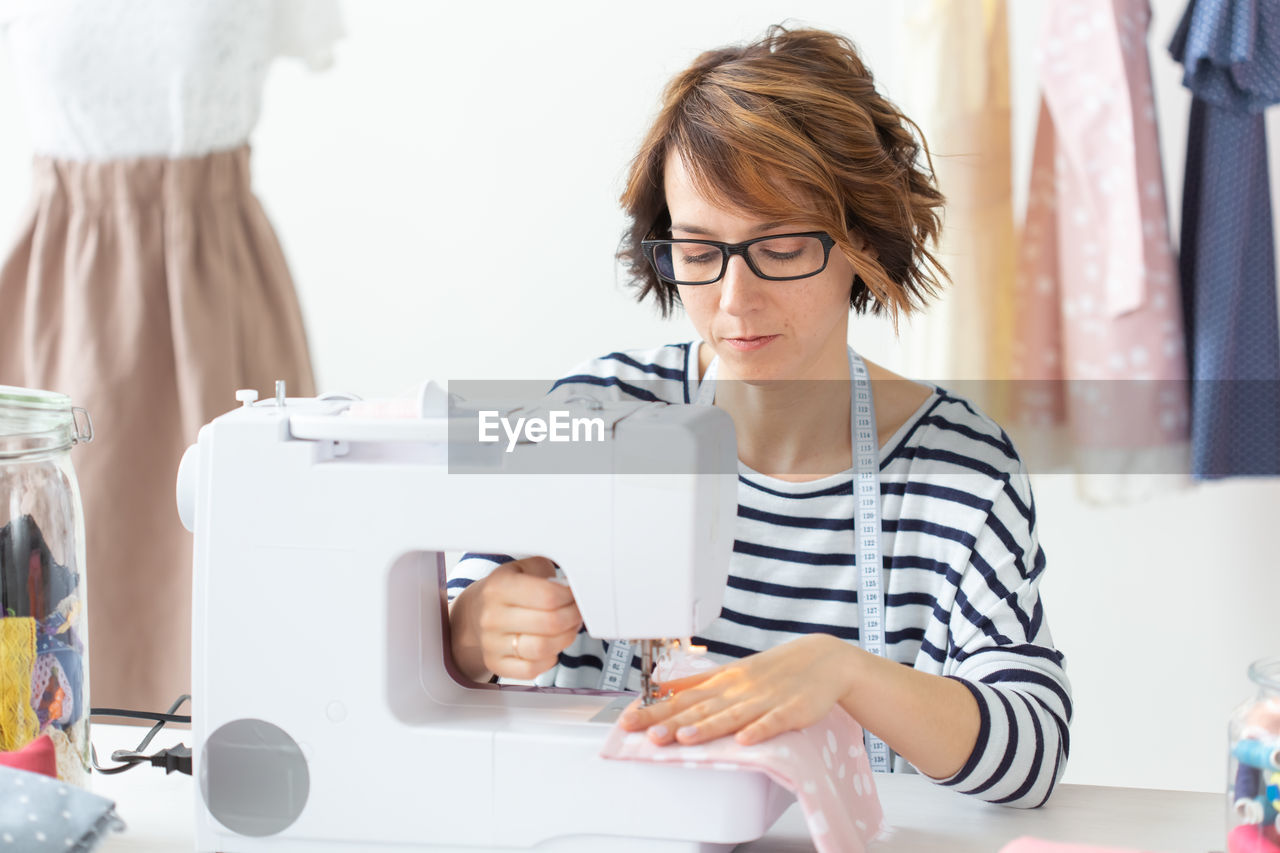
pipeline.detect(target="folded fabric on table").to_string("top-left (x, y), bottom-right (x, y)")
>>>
top-left (0, 766), bottom-right (124, 850)
top-left (998, 838), bottom-right (1169, 853)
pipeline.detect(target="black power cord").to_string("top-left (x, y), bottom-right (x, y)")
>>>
top-left (89, 694), bottom-right (193, 775)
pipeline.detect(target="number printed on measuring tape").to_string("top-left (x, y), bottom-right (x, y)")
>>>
top-left (850, 350), bottom-right (892, 773)
top-left (599, 640), bottom-right (633, 692)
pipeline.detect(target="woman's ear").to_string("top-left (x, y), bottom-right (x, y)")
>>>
top-left (849, 230), bottom-right (878, 261)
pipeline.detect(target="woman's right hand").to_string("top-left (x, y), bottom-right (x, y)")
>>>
top-left (448, 556), bottom-right (583, 683)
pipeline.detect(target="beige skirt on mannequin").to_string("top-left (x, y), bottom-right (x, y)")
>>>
top-left (0, 144), bottom-right (315, 717)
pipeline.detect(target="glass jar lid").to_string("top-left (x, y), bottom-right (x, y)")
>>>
top-left (0, 385), bottom-right (93, 459)
top-left (1248, 656), bottom-right (1280, 693)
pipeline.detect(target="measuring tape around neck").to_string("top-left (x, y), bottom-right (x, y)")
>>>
top-left (846, 350), bottom-right (892, 773)
top-left (601, 343), bottom-right (892, 772)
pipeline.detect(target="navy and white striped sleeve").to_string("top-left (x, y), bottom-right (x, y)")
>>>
top-left (546, 347), bottom-right (689, 405)
top-left (935, 462), bottom-right (1072, 808)
top-left (446, 553), bottom-right (513, 604)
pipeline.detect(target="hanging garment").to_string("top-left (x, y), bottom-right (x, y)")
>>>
top-left (1169, 0), bottom-right (1280, 479)
top-left (896, 0), bottom-right (1018, 386)
top-left (0, 0), bottom-right (340, 715)
top-left (1013, 0), bottom-right (1191, 501)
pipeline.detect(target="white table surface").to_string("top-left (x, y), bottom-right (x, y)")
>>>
top-left (89, 725), bottom-right (1227, 853)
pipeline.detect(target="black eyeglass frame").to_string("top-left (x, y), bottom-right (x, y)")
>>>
top-left (641, 231), bottom-right (838, 285)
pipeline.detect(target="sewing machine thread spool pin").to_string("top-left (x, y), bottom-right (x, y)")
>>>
top-left (275, 380), bottom-right (286, 408)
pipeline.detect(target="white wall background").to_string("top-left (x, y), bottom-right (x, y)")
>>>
top-left (1, 0), bottom-right (1277, 793)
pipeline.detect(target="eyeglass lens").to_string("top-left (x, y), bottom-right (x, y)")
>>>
top-left (652, 235), bottom-right (827, 284)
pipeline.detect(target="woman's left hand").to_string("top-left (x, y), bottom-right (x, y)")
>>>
top-left (618, 633), bottom-right (860, 746)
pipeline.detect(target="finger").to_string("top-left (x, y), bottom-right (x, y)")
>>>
top-left (734, 701), bottom-right (807, 746)
top-left (494, 572), bottom-right (576, 611)
top-left (673, 698), bottom-right (772, 745)
top-left (480, 601), bottom-right (581, 636)
top-left (656, 668), bottom-right (721, 695)
top-left (508, 556), bottom-right (558, 579)
top-left (480, 622), bottom-right (576, 664)
top-left (617, 699), bottom-right (647, 731)
top-left (490, 655), bottom-right (557, 681)
top-left (514, 625), bottom-right (581, 662)
top-left (644, 694), bottom-right (733, 745)
top-left (619, 683), bottom-right (717, 731)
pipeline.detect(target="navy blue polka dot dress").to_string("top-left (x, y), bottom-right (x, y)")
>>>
top-left (1170, 0), bottom-right (1280, 478)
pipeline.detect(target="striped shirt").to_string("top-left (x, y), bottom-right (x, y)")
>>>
top-left (448, 342), bottom-right (1072, 808)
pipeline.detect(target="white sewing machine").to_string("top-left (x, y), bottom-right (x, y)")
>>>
top-left (175, 382), bottom-right (794, 853)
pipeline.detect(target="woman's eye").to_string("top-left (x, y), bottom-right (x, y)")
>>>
top-left (680, 251), bottom-right (719, 265)
top-left (761, 249), bottom-right (803, 261)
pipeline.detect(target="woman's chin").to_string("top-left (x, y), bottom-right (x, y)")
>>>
top-left (715, 352), bottom-right (789, 384)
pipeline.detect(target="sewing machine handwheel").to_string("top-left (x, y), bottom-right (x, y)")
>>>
top-left (199, 718), bottom-right (309, 837)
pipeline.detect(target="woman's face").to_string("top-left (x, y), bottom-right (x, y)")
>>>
top-left (664, 150), bottom-right (858, 382)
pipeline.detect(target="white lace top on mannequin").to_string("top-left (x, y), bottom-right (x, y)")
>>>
top-left (0, 0), bottom-right (342, 160)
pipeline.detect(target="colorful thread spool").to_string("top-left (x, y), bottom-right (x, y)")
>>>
top-left (1235, 739), bottom-right (1280, 772)
top-left (1240, 763), bottom-right (1265, 799)
top-left (1238, 797), bottom-right (1266, 825)
top-left (1228, 823), bottom-right (1280, 853)
top-left (1237, 795), bottom-right (1279, 826)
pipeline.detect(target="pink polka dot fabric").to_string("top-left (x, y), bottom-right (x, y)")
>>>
top-left (600, 706), bottom-right (885, 853)
top-left (1013, 0), bottom-right (1190, 463)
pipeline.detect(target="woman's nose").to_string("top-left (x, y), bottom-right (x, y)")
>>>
top-left (718, 254), bottom-right (763, 315)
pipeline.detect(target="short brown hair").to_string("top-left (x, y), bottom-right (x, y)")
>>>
top-left (618, 25), bottom-right (947, 321)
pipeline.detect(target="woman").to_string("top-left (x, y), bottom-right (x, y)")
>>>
top-left (447, 26), bottom-right (1070, 808)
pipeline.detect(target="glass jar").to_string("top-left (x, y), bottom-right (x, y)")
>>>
top-left (0, 385), bottom-right (93, 785)
top-left (1228, 657), bottom-right (1280, 853)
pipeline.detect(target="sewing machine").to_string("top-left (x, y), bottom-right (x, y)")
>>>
top-left (175, 382), bottom-right (794, 852)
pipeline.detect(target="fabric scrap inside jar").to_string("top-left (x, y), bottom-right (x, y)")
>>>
top-left (0, 617), bottom-right (39, 750)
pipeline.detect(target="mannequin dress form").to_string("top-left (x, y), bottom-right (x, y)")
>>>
top-left (0, 0), bottom-right (341, 717)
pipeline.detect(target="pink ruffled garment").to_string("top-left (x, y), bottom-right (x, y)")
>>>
top-left (599, 648), bottom-right (885, 853)
top-left (1013, 0), bottom-right (1190, 497)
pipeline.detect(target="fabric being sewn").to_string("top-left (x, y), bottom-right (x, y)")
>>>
top-left (602, 707), bottom-right (885, 853)
top-left (600, 643), bottom-right (884, 852)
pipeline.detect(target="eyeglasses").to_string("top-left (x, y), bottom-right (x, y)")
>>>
top-left (641, 232), bottom-right (837, 285)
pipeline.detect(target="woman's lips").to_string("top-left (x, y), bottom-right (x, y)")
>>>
top-left (723, 335), bottom-right (779, 352)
